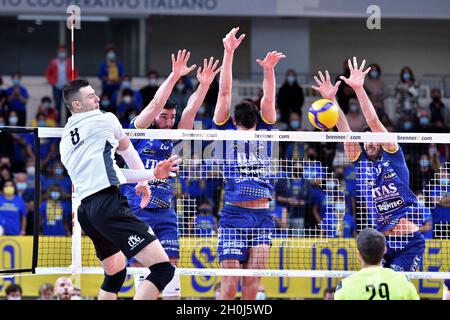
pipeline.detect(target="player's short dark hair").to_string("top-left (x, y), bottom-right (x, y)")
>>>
top-left (234, 101), bottom-right (259, 129)
top-left (62, 79), bottom-right (90, 111)
top-left (357, 228), bottom-right (386, 265)
top-left (5, 283), bottom-right (22, 295)
top-left (163, 101), bottom-right (177, 110)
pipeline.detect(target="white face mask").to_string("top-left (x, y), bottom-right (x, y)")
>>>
top-left (26, 166), bottom-right (35, 176)
top-left (7, 296), bottom-right (21, 300)
top-left (123, 96), bottom-right (132, 104)
top-left (256, 291), bottom-right (266, 300)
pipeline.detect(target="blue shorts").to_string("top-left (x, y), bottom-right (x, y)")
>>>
top-left (383, 231), bottom-right (425, 272)
top-left (218, 204), bottom-right (275, 263)
top-left (128, 207), bottom-right (179, 264)
top-left (445, 279), bottom-right (450, 291)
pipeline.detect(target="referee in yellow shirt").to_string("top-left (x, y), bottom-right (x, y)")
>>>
top-left (334, 228), bottom-right (419, 300)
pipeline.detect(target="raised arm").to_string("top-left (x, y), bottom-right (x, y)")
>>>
top-left (339, 57), bottom-right (396, 151)
top-left (256, 51), bottom-right (286, 124)
top-left (134, 49), bottom-right (196, 129)
top-left (178, 57), bottom-right (222, 129)
top-left (312, 70), bottom-right (362, 162)
top-left (213, 27), bottom-right (245, 125)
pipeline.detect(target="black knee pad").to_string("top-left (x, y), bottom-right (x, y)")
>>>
top-left (146, 262), bottom-right (175, 292)
top-left (101, 268), bottom-right (127, 293)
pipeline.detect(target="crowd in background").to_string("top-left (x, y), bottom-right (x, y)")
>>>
top-left (0, 44), bottom-right (449, 241)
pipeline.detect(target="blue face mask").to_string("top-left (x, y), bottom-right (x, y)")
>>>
top-left (55, 168), bottom-right (64, 176)
top-left (369, 70), bottom-right (379, 78)
top-left (16, 182), bottom-right (27, 191)
top-left (128, 114), bottom-right (136, 121)
top-left (420, 159), bottom-right (429, 168)
top-left (107, 51), bottom-right (116, 60)
top-left (101, 100), bottom-right (110, 107)
top-left (335, 202), bottom-right (346, 212)
top-left (12, 79), bottom-right (20, 86)
top-left (122, 81), bottom-right (131, 89)
top-left (9, 116), bottom-right (18, 125)
top-left (404, 121), bottom-right (413, 130)
top-left (38, 120), bottom-right (46, 127)
top-left (50, 191), bottom-right (60, 200)
top-left (441, 178), bottom-right (450, 186)
top-left (419, 117), bottom-right (429, 126)
top-left (287, 75), bottom-right (296, 84)
top-left (199, 106), bottom-right (206, 114)
top-left (402, 72), bottom-right (411, 81)
top-left (290, 120), bottom-right (301, 129)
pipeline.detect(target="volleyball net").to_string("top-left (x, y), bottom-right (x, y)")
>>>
top-left (2, 127), bottom-right (449, 280)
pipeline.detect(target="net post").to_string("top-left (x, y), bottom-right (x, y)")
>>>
top-left (71, 186), bottom-right (82, 276)
top-left (31, 127), bottom-right (41, 274)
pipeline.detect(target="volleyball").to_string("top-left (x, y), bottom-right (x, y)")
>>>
top-left (308, 99), bottom-right (339, 130)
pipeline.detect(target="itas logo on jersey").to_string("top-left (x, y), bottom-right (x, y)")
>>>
top-left (376, 197), bottom-right (405, 214)
top-left (372, 183), bottom-right (398, 198)
top-left (128, 235), bottom-right (144, 250)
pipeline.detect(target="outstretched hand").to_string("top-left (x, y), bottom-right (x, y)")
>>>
top-left (223, 27), bottom-right (245, 52)
top-left (171, 49), bottom-right (197, 78)
top-left (197, 57), bottom-right (222, 86)
top-left (256, 51), bottom-right (286, 70)
top-left (312, 70), bottom-right (341, 101)
top-left (339, 57), bottom-right (371, 89)
top-left (154, 155), bottom-right (182, 179)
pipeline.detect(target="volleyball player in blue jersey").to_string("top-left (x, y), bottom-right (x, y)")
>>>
top-left (212, 27), bottom-right (285, 300)
top-left (123, 49), bottom-right (221, 298)
top-left (312, 57), bottom-right (425, 272)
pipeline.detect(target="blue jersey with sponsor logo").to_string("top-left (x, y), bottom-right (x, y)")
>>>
top-left (123, 119), bottom-right (174, 209)
top-left (354, 146), bottom-right (418, 232)
top-left (212, 114), bottom-right (274, 203)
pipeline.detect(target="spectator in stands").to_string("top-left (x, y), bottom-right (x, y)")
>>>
top-left (398, 114), bottom-right (416, 133)
top-left (346, 99), bottom-right (367, 131)
top-left (430, 170), bottom-right (450, 235)
top-left (308, 170), bottom-right (326, 230)
top-left (140, 70), bottom-right (160, 107)
top-left (275, 162), bottom-right (310, 230)
top-left (256, 285), bottom-right (266, 300)
top-left (336, 60), bottom-right (356, 114)
top-left (122, 108), bottom-right (139, 128)
top-left (37, 283), bottom-right (54, 300)
top-left (414, 154), bottom-right (433, 192)
top-left (194, 198), bottom-right (217, 236)
top-left (170, 77), bottom-right (192, 121)
top-left (71, 287), bottom-right (82, 300)
top-left (0, 180), bottom-right (27, 235)
top-left (194, 103), bottom-right (213, 129)
top-left (0, 156), bottom-right (12, 189)
top-left (6, 109), bottom-right (19, 127)
top-left (31, 111), bottom-right (56, 128)
top-left (6, 72), bottom-right (29, 126)
top-left (99, 93), bottom-right (114, 114)
top-left (45, 45), bottom-right (77, 124)
top-left (364, 63), bottom-right (386, 117)
top-left (415, 107), bottom-right (432, 133)
top-left (395, 66), bottom-right (419, 121)
top-left (98, 44), bottom-right (124, 98)
top-left (42, 161), bottom-right (71, 195)
top-left (283, 112), bottom-right (304, 159)
top-left (115, 88), bottom-right (141, 123)
top-left (273, 106), bottom-right (288, 131)
top-left (429, 88), bottom-right (448, 132)
top-left (34, 96), bottom-right (58, 124)
top-left (14, 172), bottom-right (31, 199)
top-left (0, 75), bottom-right (8, 119)
top-left (5, 284), bottom-right (22, 300)
top-left (15, 171), bottom-right (35, 235)
top-left (277, 69), bottom-right (304, 123)
top-left (214, 282), bottom-right (221, 300)
top-left (323, 287), bottom-right (335, 300)
top-left (415, 191), bottom-right (433, 239)
top-left (54, 277), bottom-right (74, 300)
top-left (40, 184), bottom-right (71, 236)
top-left (112, 75), bottom-right (143, 111)
top-left (25, 132), bottom-right (57, 171)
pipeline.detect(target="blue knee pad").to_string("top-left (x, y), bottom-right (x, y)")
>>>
top-left (101, 268), bottom-right (127, 294)
top-left (146, 262), bottom-right (175, 292)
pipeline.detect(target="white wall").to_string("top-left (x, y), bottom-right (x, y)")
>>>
top-left (310, 19), bottom-right (450, 77)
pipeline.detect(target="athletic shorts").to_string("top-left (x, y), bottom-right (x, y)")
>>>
top-left (218, 204), bottom-right (274, 263)
top-left (128, 207), bottom-right (179, 263)
top-left (78, 186), bottom-right (157, 261)
top-left (383, 231), bottom-right (425, 272)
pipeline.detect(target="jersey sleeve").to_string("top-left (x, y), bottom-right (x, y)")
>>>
top-left (334, 281), bottom-right (345, 300)
top-left (212, 115), bottom-right (233, 130)
top-left (257, 112), bottom-right (274, 130)
top-left (106, 112), bottom-right (126, 141)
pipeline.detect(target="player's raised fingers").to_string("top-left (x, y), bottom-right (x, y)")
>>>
top-left (325, 70), bottom-right (330, 82)
top-left (359, 59), bottom-right (366, 71)
top-left (314, 76), bottom-right (322, 86)
top-left (214, 65), bottom-right (223, 75)
top-left (319, 71), bottom-right (325, 82)
top-left (353, 56), bottom-right (358, 69)
top-left (348, 59), bottom-right (353, 71)
top-left (212, 59), bottom-right (220, 70)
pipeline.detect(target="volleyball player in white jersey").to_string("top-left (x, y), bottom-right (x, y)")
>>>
top-left (59, 79), bottom-right (180, 300)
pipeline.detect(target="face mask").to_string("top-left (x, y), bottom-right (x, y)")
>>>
top-left (148, 79), bottom-right (157, 86)
top-left (402, 72), bottom-right (411, 81)
top-left (176, 83), bottom-right (185, 92)
top-left (123, 96), bottom-right (132, 104)
top-left (326, 181), bottom-right (336, 190)
top-left (4, 186), bottom-right (15, 196)
top-left (256, 292), bottom-right (266, 300)
top-left (417, 198), bottom-right (425, 206)
top-left (38, 120), bottom-right (46, 127)
top-left (419, 117), bottom-right (429, 126)
top-left (214, 291), bottom-right (220, 300)
top-left (441, 178), bottom-right (450, 186)
top-left (101, 100), bottom-right (110, 107)
top-left (404, 122), bottom-right (413, 130)
top-left (335, 202), bottom-right (346, 212)
top-left (12, 79), bottom-right (20, 86)
top-left (420, 159), bottom-right (429, 168)
top-left (55, 168), bottom-right (64, 176)
top-left (290, 120), bottom-right (300, 129)
top-left (71, 296), bottom-right (82, 300)
top-left (58, 51), bottom-right (67, 59)
top-left (122, 81), bottom-right (131, 89)
top-left (43, 102), bottom-right (52, 109)
top-left (50, 191), bottom-right (61, 200)
top-left (7, 296), bottom-right (21, 300)
top-left (128, 114), bottom-right (136, 121)
top-left (199, 106), bottom-right (206, 114)
top-left (369, 70), bottom-right (379, 78)
top-left (349, 104), bottom-right (359, 113)
top-left (26, 166), bottom-right (35, 176)
top-left (9, 116), bottom-right (18, 125)
top-left (16, 182), bottom-right (27, 191)
top-left (287, 75), bottom-right (296, 84)
top-left (107, 51), bottom-right (116, 60)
